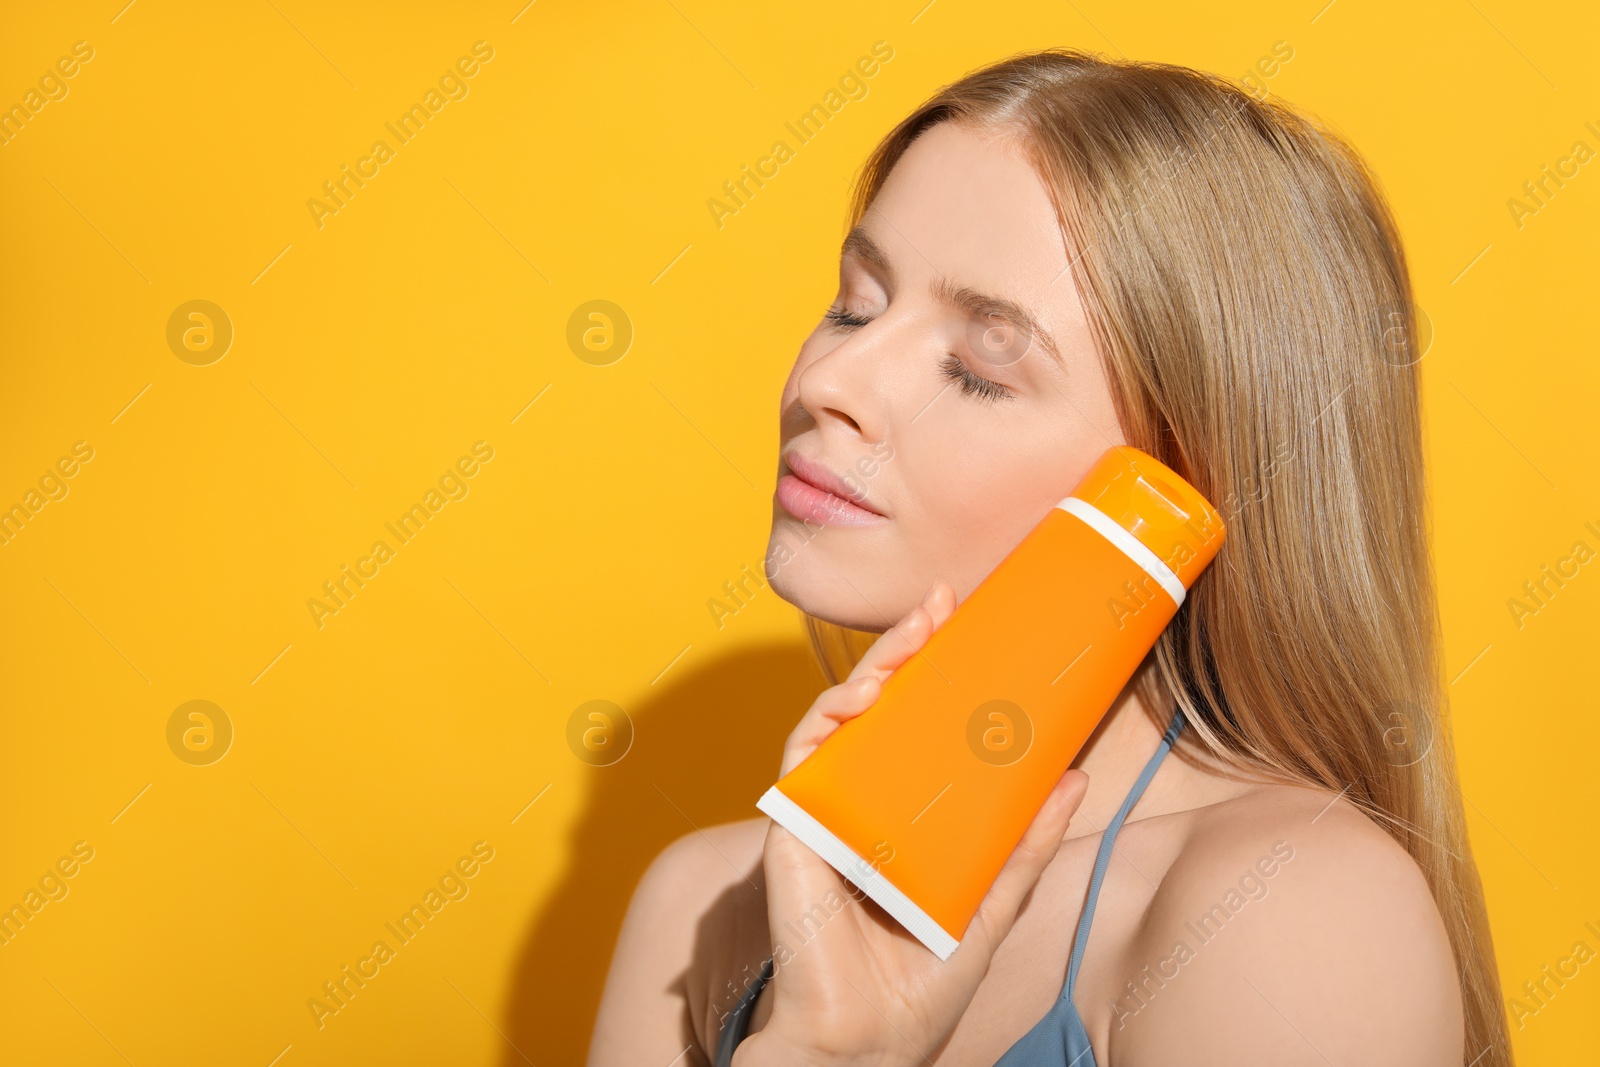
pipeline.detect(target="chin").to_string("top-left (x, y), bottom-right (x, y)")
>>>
top-left (763, 527), bottom-right (901, 634)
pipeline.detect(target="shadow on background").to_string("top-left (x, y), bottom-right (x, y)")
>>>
top-left (499, 640), bottom-right (826, 1065)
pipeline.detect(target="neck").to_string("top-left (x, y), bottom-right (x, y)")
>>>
top-left (1066, 682), bottom-right (1256, 840)
top-left (1064, 684), bottom-right (1178, 840)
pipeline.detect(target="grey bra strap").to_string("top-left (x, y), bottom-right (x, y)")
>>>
top-left (714, 955), bottom-right (774, 1067)
top-left (1064, 709), bottom-right (1186, 999)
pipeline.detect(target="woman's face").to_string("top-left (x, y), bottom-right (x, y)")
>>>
top-left (766, 120), bottom-right (1127, 631)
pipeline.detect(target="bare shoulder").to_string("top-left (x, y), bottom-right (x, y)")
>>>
top-left (589, 817), bottom-right (771, 1067)
top-left (646, 815), bottom-right (770, 898)
top-left (1109, 783), bottom-right (1464, 1066)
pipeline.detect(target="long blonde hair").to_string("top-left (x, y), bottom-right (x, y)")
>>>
top-left (801, 48), bottom-right (1510, 1065)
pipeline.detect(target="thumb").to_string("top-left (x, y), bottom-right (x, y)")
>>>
top-left (954, 769), bottom-right (1090, 961)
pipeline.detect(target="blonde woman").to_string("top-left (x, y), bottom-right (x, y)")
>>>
top-left (590, 48), bottom-right (1510, 1066)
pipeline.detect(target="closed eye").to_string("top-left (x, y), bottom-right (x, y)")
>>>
top-left (936, 352), bottom-right (1011, 403)
top-left (821, 305), bottom-right (1014, 403)
top-left (822, 306), bottom-right (872, 329)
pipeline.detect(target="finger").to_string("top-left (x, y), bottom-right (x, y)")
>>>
top-left (819, 675), bottom-right (883, 722)
top-left (953, 769), bottom-right (1090, 966)
top-left (786, 674), bottom-right (877, 736)
top-left (922, 578), bottom-right (956, 627)
top-left (780, 676), bottom-right (882, 776)
top-left (845, 580), bottom-right (956, 686)
top-left (790, 676), bottom-right (880, 746)
top-left (761, 817), bottom-right (856, 938)
top-left (781, 581), bottom-right (954, 780)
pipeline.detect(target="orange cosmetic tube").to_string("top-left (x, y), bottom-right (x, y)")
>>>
top-left (755, 445), bottom-right (1226, 959)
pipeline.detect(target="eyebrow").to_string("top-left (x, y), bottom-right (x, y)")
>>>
top-left (840, 225), bottom-right (1065, 370)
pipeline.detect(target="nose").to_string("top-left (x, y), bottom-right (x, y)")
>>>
top-left (794, 328), bottom-right (889, 444)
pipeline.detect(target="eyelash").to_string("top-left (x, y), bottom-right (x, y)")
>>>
top-left (821, 306), bottom-right (1013, 403)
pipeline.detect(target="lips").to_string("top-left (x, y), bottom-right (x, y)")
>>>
top-left (777, 450), bottom-right (887, 526)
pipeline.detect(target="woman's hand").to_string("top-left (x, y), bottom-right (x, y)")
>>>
top-left (740, 580), bottom-right (1091, 1067)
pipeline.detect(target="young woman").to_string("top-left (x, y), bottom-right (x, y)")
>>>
top-left (590, 48), bottom-right (1511, 1066)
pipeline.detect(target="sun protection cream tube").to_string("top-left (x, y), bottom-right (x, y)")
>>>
top-left (755, 445), bottom-right (1225, 960)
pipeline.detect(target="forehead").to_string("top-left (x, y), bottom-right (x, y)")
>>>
top-left (861, 122), bottom-right (1075, 303)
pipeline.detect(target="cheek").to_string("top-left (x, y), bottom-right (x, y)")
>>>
top-left (897, 441), bottom-right (1019, 573)
top-left (897, 420), bottom-right (1080, 592)
top-left (904, 415), bottom-right (1044, 518)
